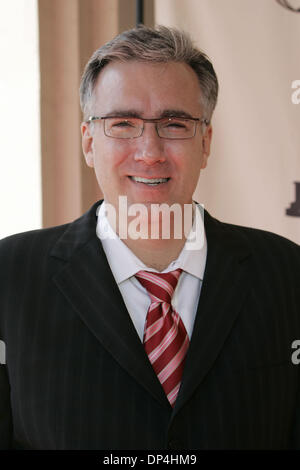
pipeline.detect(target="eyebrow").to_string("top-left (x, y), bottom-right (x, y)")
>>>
top-left (102, 109), bottom-right (195, 119)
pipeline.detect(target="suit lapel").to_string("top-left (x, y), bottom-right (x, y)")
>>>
top-left (172, 210), bottom-right (253, 415)
top-left (51, 201), bottom-right (169, 409)
top-left (50, 201), bottom-right (253, 413)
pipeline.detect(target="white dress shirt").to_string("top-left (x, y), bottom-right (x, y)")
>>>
top-left (96, 201), bottom-right (207, 342)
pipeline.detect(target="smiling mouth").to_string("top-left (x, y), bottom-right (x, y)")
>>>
top-left (129, 176), bottom-right (170, 186)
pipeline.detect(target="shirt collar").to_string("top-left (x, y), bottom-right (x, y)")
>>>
top-left (96, 201), bottom-right (207, 284)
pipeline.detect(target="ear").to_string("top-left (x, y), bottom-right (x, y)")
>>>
top-left (200, 124), bottom-right (213, 169)
top-left (81, 122), bottom-right (95, 167)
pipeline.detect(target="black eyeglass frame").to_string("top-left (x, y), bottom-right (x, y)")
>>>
top-left (86, 115), bottom-right (210, 139)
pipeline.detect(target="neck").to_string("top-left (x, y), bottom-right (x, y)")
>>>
top-left (122, 236), bottom-right (186, 272)
top-left (106, 200), bottom-right (194, 271)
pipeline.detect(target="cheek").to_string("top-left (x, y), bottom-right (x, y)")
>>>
top-left (166, 142), bottom-right (202, 174)
top-left (94, 140), bottom-right (129, 176)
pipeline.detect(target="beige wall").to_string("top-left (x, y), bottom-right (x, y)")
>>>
top-left (155, 0), bottom-right (300, 243)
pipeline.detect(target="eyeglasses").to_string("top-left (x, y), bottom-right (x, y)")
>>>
top-left (86, 115), bottom-right (209, 139)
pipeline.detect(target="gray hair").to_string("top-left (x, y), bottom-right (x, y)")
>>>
top-left (79, 25), bottom-right (219, 121)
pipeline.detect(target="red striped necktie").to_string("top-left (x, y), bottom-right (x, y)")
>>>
top-left (135, 269), bottom-right (190, 407)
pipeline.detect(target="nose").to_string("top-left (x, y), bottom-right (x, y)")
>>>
top-left (133, 122), bottom-right (166, 165)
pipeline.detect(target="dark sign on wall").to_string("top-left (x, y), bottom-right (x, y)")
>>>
top-left (286, 182), bottom-right (300, 217)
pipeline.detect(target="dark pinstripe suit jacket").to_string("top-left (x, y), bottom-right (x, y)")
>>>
top-left (0, 200), bottom-right (299, 450)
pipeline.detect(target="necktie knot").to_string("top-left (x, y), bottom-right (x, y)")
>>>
top-left (135, 269), bottom-right (182, 305)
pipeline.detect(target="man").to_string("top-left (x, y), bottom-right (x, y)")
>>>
top-left (0, 25), bottom-right (299, 450)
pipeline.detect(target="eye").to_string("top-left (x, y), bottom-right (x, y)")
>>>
top-left (163, 119), bottom-right (189, 130)
top-left (112, 120), bottom-right (134, 128)
top-left (166, 122), bottom-right (187, 128)
top-left (109, 118), bottom-right (139, 129)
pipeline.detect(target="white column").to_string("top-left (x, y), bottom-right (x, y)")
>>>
top-left (0, 0), bottom-right (41, 238)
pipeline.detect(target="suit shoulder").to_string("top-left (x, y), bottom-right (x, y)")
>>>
top-left (218, 218), bottom-right (299, 261)
top-left (224, 220), bottom-right (298, 246)
top-left (0, 223), bottom-right (70, 259)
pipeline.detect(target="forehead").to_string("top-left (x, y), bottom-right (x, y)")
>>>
top-left (93, 60), bottom-right (203, 116)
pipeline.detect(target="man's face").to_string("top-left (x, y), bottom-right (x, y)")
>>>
top-left (81, 60), bottom-right (212, 211)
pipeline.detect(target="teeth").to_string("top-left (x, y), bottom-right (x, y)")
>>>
top-left (131, 176), bottom-right (169, 185)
